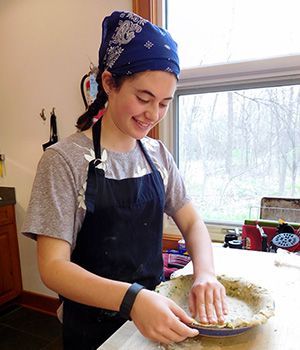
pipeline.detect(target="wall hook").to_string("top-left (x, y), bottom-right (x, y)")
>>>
top-left (40, 108), bottom-right (46, 121)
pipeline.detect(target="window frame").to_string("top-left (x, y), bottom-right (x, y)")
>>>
top-left (133, 0), bottom-right (160, 139)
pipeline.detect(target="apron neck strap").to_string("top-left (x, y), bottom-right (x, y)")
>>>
top-left (138, 140), bottom-right (157, 173)
top-left (92, 118), bottom-right (157, 174)
top-left (92, 117), bottom-right (102, 159)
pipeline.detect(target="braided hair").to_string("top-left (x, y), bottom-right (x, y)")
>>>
top-left (76, 70), bottom-right (130, 131)
top-left (76, 70), bottom-right (107, 131)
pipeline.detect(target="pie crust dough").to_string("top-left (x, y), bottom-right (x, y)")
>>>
top-left (155, 274), bottom-right (275, 330)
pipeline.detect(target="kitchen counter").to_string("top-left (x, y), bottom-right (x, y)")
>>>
top-left (0, 187), bottom-right (16, 207)
top-left (98, 246), bottom-right (300, 350)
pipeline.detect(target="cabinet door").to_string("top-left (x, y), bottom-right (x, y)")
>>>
top-left (0, 223), bottom-right (22, 304)
top-left (0, 225), bottom-right (14, 295)
top-left (0, 206), bottom-right (13, 226)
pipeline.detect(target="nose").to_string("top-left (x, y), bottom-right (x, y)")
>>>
top-left (145, 103), bottom-right (160, 122)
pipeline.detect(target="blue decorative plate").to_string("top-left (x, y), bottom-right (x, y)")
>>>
top-left (189, 323), bottom-right (252, 337)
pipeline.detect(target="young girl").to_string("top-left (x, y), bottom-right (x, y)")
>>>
top-left (23, 11), bottom-right (227, 350)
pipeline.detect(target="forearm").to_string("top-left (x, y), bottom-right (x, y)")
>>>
top-left (183, 218), bottom-right (215, 278)
top-left (172, 202), bottom-right (215, 278)
top-left (172, 203), bottom-right (227, 324)
top-left (40, 258), bottom-right (130, 310)
top-left (37, 235), bottom-right (130, 311)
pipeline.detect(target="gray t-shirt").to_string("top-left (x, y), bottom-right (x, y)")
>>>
top-left (22, 131), bottom-right (189, 249)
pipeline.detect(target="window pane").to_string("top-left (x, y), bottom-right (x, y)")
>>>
top-left (167, 0), bottom-right (300, 68)
top-left (177, 85), bottom-right (300, 223)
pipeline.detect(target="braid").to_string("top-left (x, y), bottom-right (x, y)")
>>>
top-left (76, 70), bottom-right (131, 131)
top-left (76, 70), bottom-right (108, 131)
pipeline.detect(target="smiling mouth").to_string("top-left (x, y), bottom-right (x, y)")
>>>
top-left (133, 117), bottom-right (153, 130)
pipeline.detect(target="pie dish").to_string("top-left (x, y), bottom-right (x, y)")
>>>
top-left (155, 274), bottom-right (275, 337)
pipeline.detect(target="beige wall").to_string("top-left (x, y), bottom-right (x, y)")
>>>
top-left (0, 0), bottom-right (131, 296)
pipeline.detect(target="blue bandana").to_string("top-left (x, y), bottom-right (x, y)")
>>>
top-left (98, 11), bottom-right (180, 78)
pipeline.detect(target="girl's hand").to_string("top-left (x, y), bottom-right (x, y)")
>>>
top-left (130, 289), bottom-right (199, 344)
top-left (188, 273), bottom-right (228, 325)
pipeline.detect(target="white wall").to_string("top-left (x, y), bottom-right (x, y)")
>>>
top-left (0, 0), bottom-right (131, 296)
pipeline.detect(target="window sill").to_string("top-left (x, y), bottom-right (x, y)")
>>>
top-left (164, 216), bottom-right (242, 244)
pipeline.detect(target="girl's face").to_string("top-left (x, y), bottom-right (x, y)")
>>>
top-left (104, 70), bottom-right (177, 140)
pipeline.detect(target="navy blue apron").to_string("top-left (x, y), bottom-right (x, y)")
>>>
top-left (63, 117), bottom-right (165, 349)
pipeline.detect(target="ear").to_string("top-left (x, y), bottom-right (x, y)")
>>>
top-left (102, 70), bottom-right (114, 95)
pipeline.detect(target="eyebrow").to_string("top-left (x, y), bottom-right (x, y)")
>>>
top-left (136, 89), bottom-right (173, 101)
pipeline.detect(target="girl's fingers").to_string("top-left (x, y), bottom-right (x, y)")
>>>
top-left (191, 280), bottom-right (228, 324)
top-left (197, 303), bottom-right (208, 324)
top-left (153, 308), bottom-right (199, 344)
top-left (170, 302), bottom-right (195, 326)
top-left (188, 293), bottom-right (196, 318)
top-left (170, 317), bottom-right (199, 339)
top-left (213, 288), bottom-right (225, 323)
top-left (204, 288), bottom-right (217, 324)
top-left (193, 288), bottom-right (207, 324)
top-left (221, 287), bottom-right (229, 315)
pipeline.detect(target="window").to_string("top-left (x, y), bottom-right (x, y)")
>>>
top-left (163, 0), bottom-right (300, 225)
top-left (176, 83), bottom-right (300, 223)
top-left (166, 0), bottom-right (300, 68)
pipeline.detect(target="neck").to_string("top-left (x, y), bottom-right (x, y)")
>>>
top-left (103, 115), bottom-right (137, 152)
top-left (83, 115), bottom-right (137, 153)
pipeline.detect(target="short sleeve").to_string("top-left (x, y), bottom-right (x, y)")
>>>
top-left (22, 149), bottom-right (78, 245)
top-left (159, 143), bottom-right (191, 217)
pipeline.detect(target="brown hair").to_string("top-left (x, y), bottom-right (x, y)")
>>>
top-left (76, 70), bottom-right (128, 131)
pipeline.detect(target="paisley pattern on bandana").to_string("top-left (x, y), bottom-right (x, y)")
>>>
top-left (105, 17), bottom-right (146, 69)
top-left (122, 12), bottom-right (148, 25)
top-left (105, 46), bottom-right (124, 69)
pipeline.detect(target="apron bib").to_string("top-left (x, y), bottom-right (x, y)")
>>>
top-left (63, 117), bottom-right (165, 349)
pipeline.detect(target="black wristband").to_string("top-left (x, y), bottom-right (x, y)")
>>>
top-left (119, 282), bottom-right (145, 320)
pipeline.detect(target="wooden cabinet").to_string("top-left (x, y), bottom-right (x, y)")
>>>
top-left (0, 204), bottom-right (22, 305)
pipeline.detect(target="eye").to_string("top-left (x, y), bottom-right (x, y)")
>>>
top-left (136, 96), bottom-right (149, 103)
top-left (159, 102), bottom-right (169, 108)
